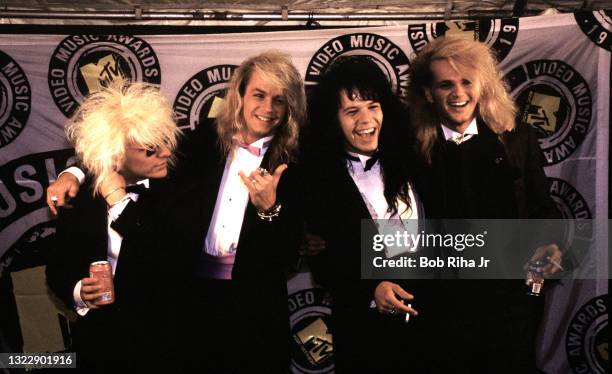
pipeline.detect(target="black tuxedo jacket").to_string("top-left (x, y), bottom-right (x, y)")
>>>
top-left (305, 155), bottom-right (427, 373)
top-left (305, 157), bottom-right (371, 371)
top-left (405, 120), bottom-right (560, 373)
top-left (46, 178), bottom-right (177, 370)
top-left (416, 119), bottom-right (559, 220)
top-left (172, 122), bottom-right (301, 286)
top-left (168, 124), bottom-right (303, 367)
top-left (306, 157), bottom-right (378, 307)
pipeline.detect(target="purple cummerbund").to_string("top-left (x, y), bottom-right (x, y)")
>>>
top-left (196, 252), bottom-right (236, 280)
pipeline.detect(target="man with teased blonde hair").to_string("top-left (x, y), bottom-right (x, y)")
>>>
top-left (46, 80), bottom-right (181, 371)
top-left (64, 79), bottom-right (180, 197)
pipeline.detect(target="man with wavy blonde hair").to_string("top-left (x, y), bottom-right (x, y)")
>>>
top-left (373, 36), bottom-right (562, 373)
top-left (215, 50), bottom-right (304, 170)
top-left (408, 35), bottom-right (517, 163)
top-left (168, 50), bottom-right (305, 373)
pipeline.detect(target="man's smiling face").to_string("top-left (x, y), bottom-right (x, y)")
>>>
top-left (337, 89), bottom-right (383, 156)
top-left (425, 58), bottom-right (481, 133)
top-left (240, 68), bottom-right (287, 144)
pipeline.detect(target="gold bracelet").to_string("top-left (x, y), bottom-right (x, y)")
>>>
top-left (103, 186), bottom-right (125, 200)
top-left (108, 195), bottom-right (130, 208)
top-left (257, 203), bottom-right (282, 222)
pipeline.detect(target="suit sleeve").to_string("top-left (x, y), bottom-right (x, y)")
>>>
top-left (522, 124), bottom-right (561, 219)
top-left (46, 191), bottom-right (92, 309)
top-left (253, 165), bottom-right (303, 272)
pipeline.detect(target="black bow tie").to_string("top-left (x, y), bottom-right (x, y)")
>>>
top-left (345, 151), bottom-right (380, 172)
top-left (125, 184), bottom-right (147, 194)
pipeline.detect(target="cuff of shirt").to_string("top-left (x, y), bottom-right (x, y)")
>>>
top-left (60, 166), bottom-right (86, 185)
top-left (108, 195), bottom-right (134, 221)
top-left (73, 280), bottom-right (90, 316)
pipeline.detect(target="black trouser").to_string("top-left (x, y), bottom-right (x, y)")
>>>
top-left (332, 280), bottom-right (544, 374)
top-left (184, 278), bottom-right (290, 374)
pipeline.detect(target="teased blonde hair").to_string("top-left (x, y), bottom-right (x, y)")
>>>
top-left (408, 35), bottom-right (517, 162)
top-left (65, 79), bottom-right (180, 194)
top-left (216, 50), bottom-right (306, 168)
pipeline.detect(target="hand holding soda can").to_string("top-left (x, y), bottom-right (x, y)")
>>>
top-left (89, 261), bottom-right (115, 305)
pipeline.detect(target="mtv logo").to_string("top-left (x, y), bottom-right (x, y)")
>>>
top-left (443, 21), bottom-right (479, 40)
top-left (79, 54), bottom-right (125, 94)
top-left (294, 318), bottom-right (333, 365)
top-left (523, 91), bottom-right (560, 135)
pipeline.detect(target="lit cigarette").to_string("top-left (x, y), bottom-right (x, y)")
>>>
top-left (405, 303), bottom-right (412, 323)
top-left (548, 257), bottom-right (564, 271)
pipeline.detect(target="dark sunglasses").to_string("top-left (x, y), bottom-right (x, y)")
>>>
top-left (129, 146), bottom-right (159, 157)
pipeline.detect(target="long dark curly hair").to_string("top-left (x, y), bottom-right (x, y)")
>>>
top-left (304, 55), bottom-right (418, 215)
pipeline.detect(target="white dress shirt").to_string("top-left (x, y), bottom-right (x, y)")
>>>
top-left (441, 117), bottom-right (478, 144)
top-left (204, 135), bottom-right (273, 257)
top-left (72, 179), bottom-right (148, 315)
top-left (345, 151), bottom-right (419, 222)
top-left (346, 152), bottom-right (422, 258)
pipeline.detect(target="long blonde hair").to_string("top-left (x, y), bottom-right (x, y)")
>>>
top-left (408, 36), bottom-right (517, 162)
top-left (65, 79), bottom-right (180, 194)
top-left (216, 50), bottom-right (306, 168)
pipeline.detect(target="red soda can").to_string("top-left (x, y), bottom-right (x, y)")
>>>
top-left (89, 261), bottom-right (115, 305)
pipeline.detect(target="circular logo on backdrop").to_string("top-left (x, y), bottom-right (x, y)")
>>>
top-left (575, 10), bottom-right (612, 51)
top-left (0, 50), bottom-right (31, 148)
top-left (548, 178), bottom-right (592, 221)
top-left (566, 294), bottom-right (608, 374)
top-left (172, 65), bottom-right (237, 132)
top-left (505, 60), bottom-right (592, 165)
top-left (288, 288), bottom-right (334, 373)
top-left (48, 34), bottom-right (161, 118)
top-left (305, 33), bottom-right (410, 98)
top-left (407, 18), bottom-right (518, 61)
top-left (548, 177), bottom-right (593, 269)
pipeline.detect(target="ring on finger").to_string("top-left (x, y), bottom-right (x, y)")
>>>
top-left (257, 167), bottom-right (269, 177)
top-left (389, 308), bottom-right (397, 315)
top-left (51, 196), bottom-right (58, 206)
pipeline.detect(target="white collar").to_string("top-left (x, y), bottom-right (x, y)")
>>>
top-left (136, 179), bottom-right (150, 188)
top-left (346, 150), bottom-right (375, 169)
top-left (248, 134), bottom-right (274, 150)
top-left (441, 118), bottom-right (478, 141)
top-left (232, 134), bottom-right (274, 156)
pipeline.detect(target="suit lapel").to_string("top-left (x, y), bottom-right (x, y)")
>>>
top-left (89, 196), bottom-right (110, 261)
top-left (326, 159), bottom-right (377, 228)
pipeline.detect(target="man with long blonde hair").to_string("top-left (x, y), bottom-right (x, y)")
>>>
top-left (374, 36), bottom-right (562, 373)
top-left (175, 50), bottom-right (305, 373)
top-left (408, 35), bottom-right (517, 165)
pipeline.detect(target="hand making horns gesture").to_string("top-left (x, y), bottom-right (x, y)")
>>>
top-left (239, 164), bottom-right (288, 212)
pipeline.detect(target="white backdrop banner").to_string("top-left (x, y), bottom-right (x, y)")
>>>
top-left (0, 10), bottom-right (609, 374)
